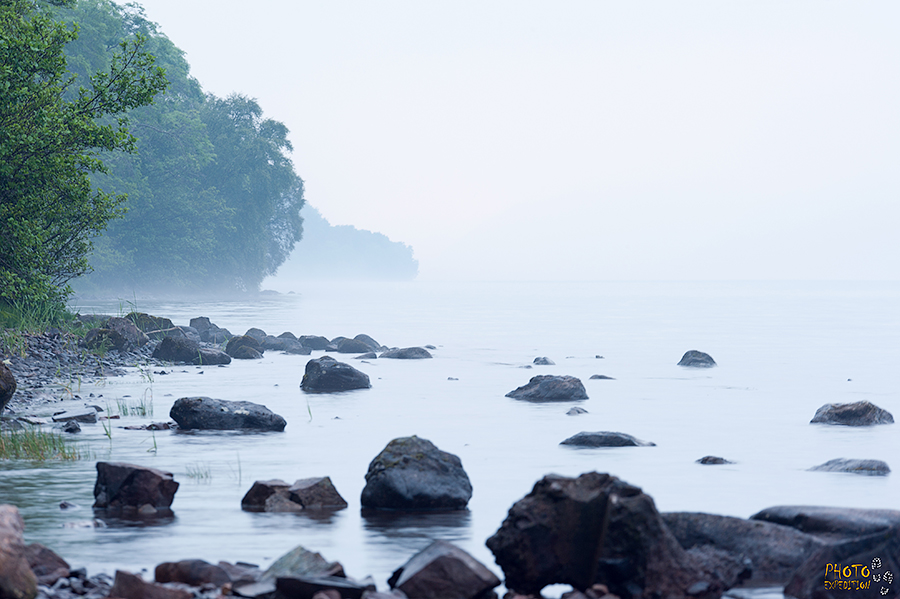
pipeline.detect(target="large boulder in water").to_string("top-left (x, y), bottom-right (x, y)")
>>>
top-left (170, 397), bottom-right (285, 431)
top-left (241, 477), bottom-right (347, 512)
top-left (361, 436), bottom-right (472, 510)
top-left (808, 458), bottom-right (890, 476)
top-left (678, 350), bottom-right (717, 367)
top-left (380, 347), bottom-right (432, 359)
top-left (661, 511), bottom-right (826, 585)
top-left (0, 362), bottom-right (15, 414)
top-left (809, 400), bottom-right (894, 426)
top-left (243, 328), bottom-right (267, 343)
top-left (388, 540), bottom-right (500, 599)
top-left (193, 348), bottom-right (231, 365)
top-left (125, 312), bottom-right (174, 332)
top-left (560, 431), bottom-right (656, 447)
top-left (299, 335), bottom-right (330, 350)
top-left (189, 317), bottom-right (232, 343)
top-left (301, 356), bottom-right (370, 392)
top-left (92, 462), bottom-right (179, 513)
top-left (487, 472), bottom-right (733, 597)
top-left (505, 375), bottom-right (588, 401)
top-left (152, 337), bottom-right (201, 363)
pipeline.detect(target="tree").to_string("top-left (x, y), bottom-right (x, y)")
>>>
top-left (0, 0), bottom-right (167, 306)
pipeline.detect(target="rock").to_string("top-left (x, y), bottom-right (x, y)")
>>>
top-left (380, 347), bottom-right (433, 359)
top-left (299, 336), bottom-right (331, 351)
top-left (152, 337), bottom-right (201, 363)
top-left (784, 530), bottom-right (900, 599)
top-left (567, 407), bottom-right (588, 416)
top-left (533, 357), bottom-right (555, 365)
top-left (276, 576), bottom-right (368, 599)
top-left (387, 540), bottom-right (500, 599)
top-left (126, 312), bottom-right (175, 332)
top-left (226, 335), bottom-right (263, 358)
top-left (661, 511), bottom-right (825, 585)
top-left (696, 456), bottom-right (732, 465)
top-left (487, 472), bottom-right (729, 598)
top-left (51, 408), bottom-right (97, 423)
top-left (232, 580), bottom-right (277, 599)
top-left (0, 505), bottom-right (38, 599)
top-left (217, 561), bottom-right (261, 584)
top-left (261, 546), bottom-right (343, 582)
top-left (105, 317), bottom-right (150, 350)
top-left (262, 335), bottom-right (293, 351)
top-left (561, 431), bottom-right (656, 447)
top-left (335, 338), bottom-right (374, 353)
top-left (190, 317), bottom-right (232, 343)
top-left (169, 397), bottom-right (286, 431)
top-left (109, 570), bottom-right (192, 599)
top-left (289, 477), bottom-right (349, 509)
top-left (279, 332), bottom-right (298, 340)
top-left (177, 325), bottom-right (202, 343)
top-left (808, 458), bottom-right (890, 475)
top-left (232, 345), bottom-right (264, 360)
top-left (192, 348), bottom-right (232, 365)
top-left (0, 362), bottom-right (15, 413)
top-left (809, 400), bottom-right (894, 426)
top-left (92, 462), bottom-right (179, 512)
top-left (354, 334), bottom-right (383, 351)
top-left (242, 478), bottom-right (347, 512)
top-left (244, 328), bottom-right (268, 343)
top-left (84, 327), bottom-right (127, 353)
top-left (589, 375), bottom-right (615, 380)
top-left (301, 356), bottom-right (371, 393)
top-left (58, 420), bottom-right (81, 433)
top-left (750, 506), bottom-right (900, 540)
top-left (154, 559), bottom-right (230, 586)
top-left (281, 341), bottom-right (312, 355)
top-left (361, 435), bottom-right (472, 510)
top-left (23, 543), bottom-right (69, 586)
top-left (505, 375), bottom-right (588, 401)
top-left (354, 352), bottom-right (377, 360)
top-left (678, 350), bottom-right (716, 367)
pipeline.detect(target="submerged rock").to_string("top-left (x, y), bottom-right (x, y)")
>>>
top-left (809, 400), bottom-right (894, 426)
top-left (388, 540), bottom-right (500, 599)
top-left (589, 374), bottom-right (615, 380)
top-left (677, 350), bottom-right (717, 367)
top-left (533, 357), bottom-right (555, 365)
top-left (170, 397), bottom-right (286, 431)
top-left (93, 462), bottom-right (179, 512)
top-left (361, 435), bottom-right (472, 510)
top-left (696, 456), bottom-right (733, 465)
top-left (750, 505), bottom-right (900, 539)
top-left (506, 375), bottom-right (588, 401)
top-left (567, 407), bottom-right (588, 416)
top-left (808, 458), bottom-right (890, 476)
top-left (301, 356), bottom-right (371, 393)
top-left (560, 431), bottom-right (655, 447)
top-left (380, 347), bottom-right (433, 359)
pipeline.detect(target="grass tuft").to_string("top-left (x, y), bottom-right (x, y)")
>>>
top-left (0, 427), bottom-right (85, 461)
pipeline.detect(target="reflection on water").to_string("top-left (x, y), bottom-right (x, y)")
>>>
top-left (93, 510), bottom-right (176, 528)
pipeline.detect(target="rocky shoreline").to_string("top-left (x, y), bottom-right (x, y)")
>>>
top-left (0, 316), bottom-right (898, 599)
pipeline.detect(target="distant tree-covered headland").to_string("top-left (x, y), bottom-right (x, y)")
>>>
top-left (61, 0), bottom-right (305, 297)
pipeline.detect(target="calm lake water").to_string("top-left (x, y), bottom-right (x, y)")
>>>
top-left (3, 281), bottom-right (899, 593)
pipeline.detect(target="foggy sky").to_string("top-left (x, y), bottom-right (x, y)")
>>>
top-left (132, 1), bottom-right (900, 280)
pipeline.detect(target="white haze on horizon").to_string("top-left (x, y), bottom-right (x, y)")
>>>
top-left (131, 1), bottom-right (900, 281)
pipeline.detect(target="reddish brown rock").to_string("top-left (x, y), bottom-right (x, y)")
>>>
top-left (289, 478), bottom-right (348, 509)
top-left (0, 362), bottom-right (16, 413)
top-left (22, 543), bottom-right (69, 586)
top-left (242, 478), bottom-right (347, 512)
top-left (0, 505), bottom-right (37, 599)
top-left (388, 540), bottom-right (500, 599)
top-left (93, 462), bottom-right (179, 512)
top-left (154, 559), bottom-right (230, 586)
top-left (109, 570), bottom-right (192, 599)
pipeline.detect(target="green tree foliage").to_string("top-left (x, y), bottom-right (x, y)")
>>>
top-left (0, 0), bottom-right (166, 306)
top-left (63, 1), bottom-right (305, 296)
